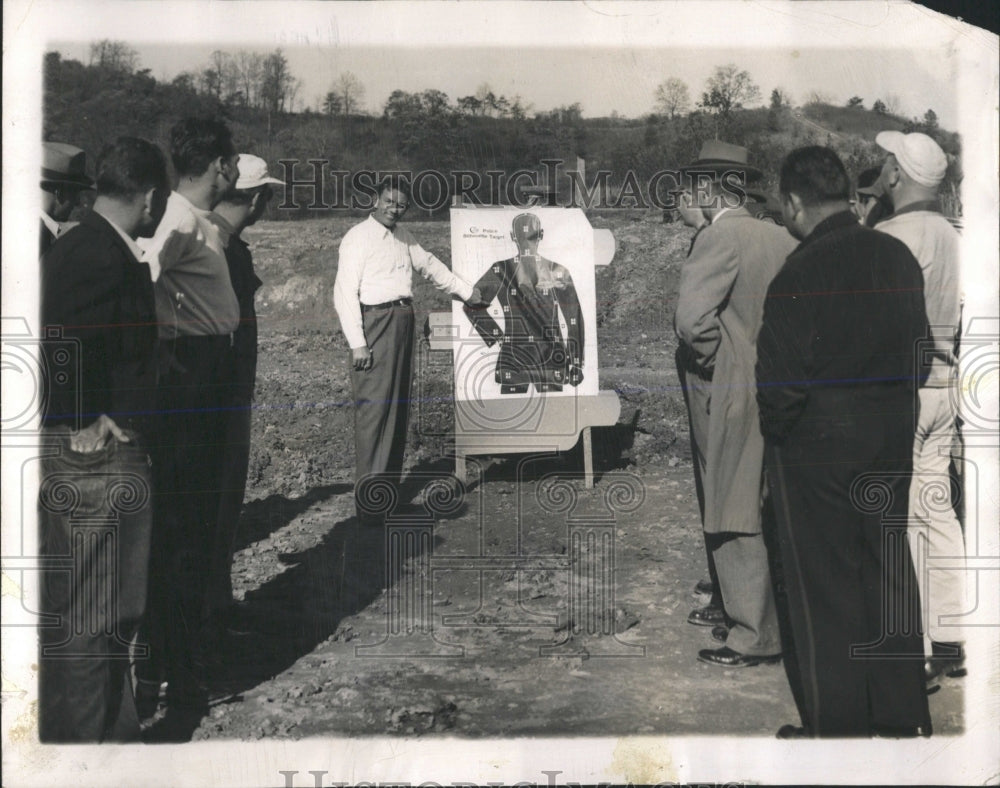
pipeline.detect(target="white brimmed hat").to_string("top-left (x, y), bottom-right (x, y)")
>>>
top-left (234, 154), bottom-right (284, 190)
top-left (875, 131), bottom-right (947, 188)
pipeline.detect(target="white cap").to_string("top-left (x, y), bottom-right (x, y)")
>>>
top-left (234, 154), bottom-right (284, 190)
top-left (875, 131), bottom-right (948, 188)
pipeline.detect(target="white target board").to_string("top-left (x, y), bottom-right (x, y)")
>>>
top-left (450, 207), bottom-right (599, 404)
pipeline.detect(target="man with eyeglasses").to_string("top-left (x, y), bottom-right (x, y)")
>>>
top-left (333, 176), bottom-right (485, 525)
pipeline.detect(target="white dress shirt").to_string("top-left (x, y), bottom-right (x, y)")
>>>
top-left (333, 215), bottom-right (473, 349)
top-left (138, 191), bottom-right (240, 338)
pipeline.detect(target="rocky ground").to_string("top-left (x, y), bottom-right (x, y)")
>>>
top-left (141, 213), bottom-right (963, 742)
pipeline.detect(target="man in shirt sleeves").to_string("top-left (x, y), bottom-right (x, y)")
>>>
top-left (135, 117), bottom-right (240, 710)
top-left (333, 177), bottom-right (484, 525)
top-left (872, 131), bottom-right (967, 687)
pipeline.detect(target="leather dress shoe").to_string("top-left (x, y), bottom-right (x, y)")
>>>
top-left (135, 678), bottom-right (164, 721)
top-left (924, 641), bottom-right (966, 683)
top-left (711, 624), bottom-right (729, 643)
top-left (776, 724), bottom-right (809, 739)
top-left (697, 646), bottom-right (781, 667)
top-left (694, 578), bottom-right (716, 596)
top-left (687, 604), bottom-right (726, 627)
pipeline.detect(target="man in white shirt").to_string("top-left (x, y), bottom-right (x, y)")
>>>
top-left (135, 117), bottom-right (240, 712)
top-left (333, 177), bottom-right (484, 524)
top-left (874, 130), bottom-right (967, 689)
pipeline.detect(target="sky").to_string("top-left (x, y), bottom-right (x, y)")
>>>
top-left (51, 41), bottom-right (959, 128)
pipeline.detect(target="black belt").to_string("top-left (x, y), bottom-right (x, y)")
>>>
top-left (362, 298), bottom-right (412, 312)
top-left (168, 332), bottom-right (235, 347)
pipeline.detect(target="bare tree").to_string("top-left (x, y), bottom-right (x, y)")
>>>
top-left (260, 49), bottom-right (295, 113)
top-left (288, 77), bottom-right (303, 113)
top-left (335, 72), bottom-right (366, 115)
top-left (88, 40), bottom-right (139, 74)
top-left (654, 77), bottom-right (691, 119)
top-left (770, 87), bottom-right (792, 108)
top-left (323, 90), bottom-right (343, 115)
top-left (235, 50), bottom-right (264, 108)
top-left (805, 90), bottom-right (833, 105)
top-left (699, 63), bottom-right (761, 119)
top-left (883, 93), bottom-right (901, 115)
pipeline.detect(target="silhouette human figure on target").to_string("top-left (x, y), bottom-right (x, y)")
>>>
top-left (463, 213), bottom-right (584, 394)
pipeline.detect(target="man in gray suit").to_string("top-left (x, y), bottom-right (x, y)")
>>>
top-left (674, 141), bottom-right (795, 667)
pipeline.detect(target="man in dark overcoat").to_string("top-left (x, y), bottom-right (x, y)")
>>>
top-left (39, 137), bottom-right (169, 741)
top-left (757, 145), bottom-right (932, 738)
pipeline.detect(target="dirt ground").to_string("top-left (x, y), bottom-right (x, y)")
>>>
top-left (141, 213), bottom-right (963, 742)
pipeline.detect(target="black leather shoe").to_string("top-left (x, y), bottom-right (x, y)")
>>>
top-left (687, 605), bottom-right (726, 627)
top-left (925, 641), bottom-right (966, 683)
top-left (697, 646), bottom-right (781, 667)
top-left (776, 724), bottom-right (809, 739)
top-left (135, 678), bottom-right (164, 721)
top-left (711, 624), bottom-right (729, 643)
top-left (694, 578), bottom-right (716, 596)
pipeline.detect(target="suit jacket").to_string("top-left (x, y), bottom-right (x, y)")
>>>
top-left (41, 210), bottom-right (158, 433)
top-left (464, 255), bottom-right (585, 387)
top-left (756, 210), bottom-right (929, 445)
top-left (674, 207), bottom-right (796, 534)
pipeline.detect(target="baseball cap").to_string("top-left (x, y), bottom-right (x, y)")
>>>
top-left (234, 154), bottom-right (284, 190)
top-left (875, 131), bottom-right (948, 188)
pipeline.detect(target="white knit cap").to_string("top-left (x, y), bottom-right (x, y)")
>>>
top-left (875, 131), bottom-right (948, 188)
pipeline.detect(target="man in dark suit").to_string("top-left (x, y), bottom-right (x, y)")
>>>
top-left (674, 141), bottom-right (794, 667)
top-left (39, 137), bottom-right (169, 742)
top-left (464, 212), bottom-right (585, 394)
top-left (757, 145), bottom-right (932, 738)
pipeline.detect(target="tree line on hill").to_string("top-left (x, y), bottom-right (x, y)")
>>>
top-left (44, 43), bottom-right (961, 219)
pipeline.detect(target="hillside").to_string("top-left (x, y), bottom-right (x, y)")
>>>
top-left (43, 49), bottom-right (961, 219)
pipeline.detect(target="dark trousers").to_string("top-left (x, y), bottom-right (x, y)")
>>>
top-left (205, 383), bottom-right (253, 617)
top-left (138, 335), bottom-right (234, 693)
top-left (675, 346), bottom-right (722, 610)
top-left (765, 390), bottom-right (930, 736)
top-left (350, 303), bottom-right (415, 520)
top-left (38, 427), bottom-right (153, 742)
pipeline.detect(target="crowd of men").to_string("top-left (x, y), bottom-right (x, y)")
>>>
top-left (675, 134), bottom-right (965, 738)
top-left (36, 116), bottom-right (965, 742)
top-left (38, 120), bottom-right (281, 741)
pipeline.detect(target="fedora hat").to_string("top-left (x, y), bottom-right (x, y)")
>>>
top-left (41, 142), bottom-right (94, 190)
top-left (681, 140), bottom-right (763, 182)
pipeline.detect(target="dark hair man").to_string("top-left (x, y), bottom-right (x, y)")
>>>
top-left (135, 117), bottom-right (240, 712)
top-left (40, 141), bottom-right (95, 255)
top-left (39, 136), bottom-right (169, 742)
top-left (756, 145), bottom-right (932, 738)
top-left (852, 166), bottom-right (891, 227)
top-left (333, 176), bottom-right (485, 525)
top-left (674, 140), bottom-right (794, 669)
top-left (204, 154), bottom-right (283, 633)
